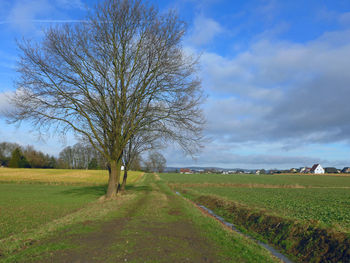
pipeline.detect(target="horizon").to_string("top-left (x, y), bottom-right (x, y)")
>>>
top-left (1, 0), bottom-right (350, 169)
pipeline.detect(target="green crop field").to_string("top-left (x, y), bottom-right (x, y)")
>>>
top-left (161, 172), bottom-right (350, 187)
top-left (161, 173), bottom-right (350, 231)
top-left (184, 186), bottom-right (350, 231)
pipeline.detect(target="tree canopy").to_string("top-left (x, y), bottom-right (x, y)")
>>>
top-left (9, 0), bottom-right (204, 199)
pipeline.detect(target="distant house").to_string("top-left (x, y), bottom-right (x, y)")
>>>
top-left (324, 167), bottom-right (339, 174)
top-left (310, 164), bottom-right (325, 174)
top-left (299, 167), bottom-right (311, 173)
top-left (180, 168), bottom-right (192, 174)
top-left (342, 167), bottom-right (350, 173)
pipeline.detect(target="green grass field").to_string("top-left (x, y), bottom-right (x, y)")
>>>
top-left (161, 172), bottom-right (350, 187)
top-left (0, 183), bottom-right (103, 239)
top-left (162, 173), bottom-right (350, 232)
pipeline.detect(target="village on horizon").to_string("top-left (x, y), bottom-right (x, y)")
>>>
top-left (174, 164), bottom-right (350, 175)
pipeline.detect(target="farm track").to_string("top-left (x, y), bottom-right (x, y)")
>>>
top-left (35, 175), bottom-right (227, 262)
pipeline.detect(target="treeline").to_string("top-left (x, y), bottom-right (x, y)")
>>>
top-left (58, 143), bottom-right (106, 169)
top-left (0, 142), bottom-right (107, 169)
top-left (0, 142), bottom-right (56, 168)
top-left (0, 141), bottom-right (145, 170)
top-left (58, 143), bottom-right (143, 170)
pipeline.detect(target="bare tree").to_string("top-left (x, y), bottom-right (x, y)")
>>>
top-left (144, 151), bottom-right (166, 173)
top-left (59, 143), bottom-right (105, 169)
top-left (0, 142), bottom-right (20, 165)
top-left (8, 0), bottom-right (204, 199)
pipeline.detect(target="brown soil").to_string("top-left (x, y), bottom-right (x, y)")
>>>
top-left (43, 193), bottom-right (148, 263)
top-left (125, 220), bottom-right (218, 263)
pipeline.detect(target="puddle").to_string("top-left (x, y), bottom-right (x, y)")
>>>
top-left (176, 191), bottom-right (293, 263)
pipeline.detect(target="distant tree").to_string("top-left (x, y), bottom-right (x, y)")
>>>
top-left (0, 142), bottom-right (20, 167)
top-left (59, 146), bottom-right (74, 169)
top-left (0, 150), bottom-right (7, 167)
top-left (88, 158), bottom-right (99, 170)
top-left (9, 148), bottom-right (30, 168)
top-left (22, 145), bottom-right (56, 168)
top-left (129, 153), bottom-right (142, 171)
top-left (120, 132), bottom-right (159, 191)
top-left (48, 156), bottom-right (57, 168)
top-left (144, 151), bottom-right (166, 173)
top-left (56, 158), bottom-right (68, 169)
top-left (59, 143), bottom-right (105, 169)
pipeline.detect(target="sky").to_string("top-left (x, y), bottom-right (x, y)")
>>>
top-left (1, 0), bottom-right (350, 169)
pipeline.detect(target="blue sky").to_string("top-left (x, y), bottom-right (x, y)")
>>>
top-left (1, 0), bottom-right (350, 169)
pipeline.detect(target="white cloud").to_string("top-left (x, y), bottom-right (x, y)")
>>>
top-left (55, 0), bottom-right (85, 10)
top-left (198, 28), bottom-right (350, 148)
top-left (0, 91), bottom-right (14, 116)
top-left (7, 0), bottom-right (53, 31)
top-left (189, 15), bottom-right (223, 46)
top-left (3, 0), bottom-right (85, 31)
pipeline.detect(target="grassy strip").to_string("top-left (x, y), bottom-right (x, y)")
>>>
top-left (178, 188), bottom-right (350, 263)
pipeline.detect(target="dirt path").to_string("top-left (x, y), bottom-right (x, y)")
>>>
top-left (40, 175), bottom-right (221, 263)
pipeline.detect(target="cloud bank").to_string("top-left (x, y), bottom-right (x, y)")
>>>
top-left (201, 29), bottom-right (350, 146)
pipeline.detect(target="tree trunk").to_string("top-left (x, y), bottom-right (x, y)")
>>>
top-left (121, 169), bottom-right (128, 192)
top-left (115, 158), bottom-right (123, 194)
top-left (106, 161), bottom-right (119, 199)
